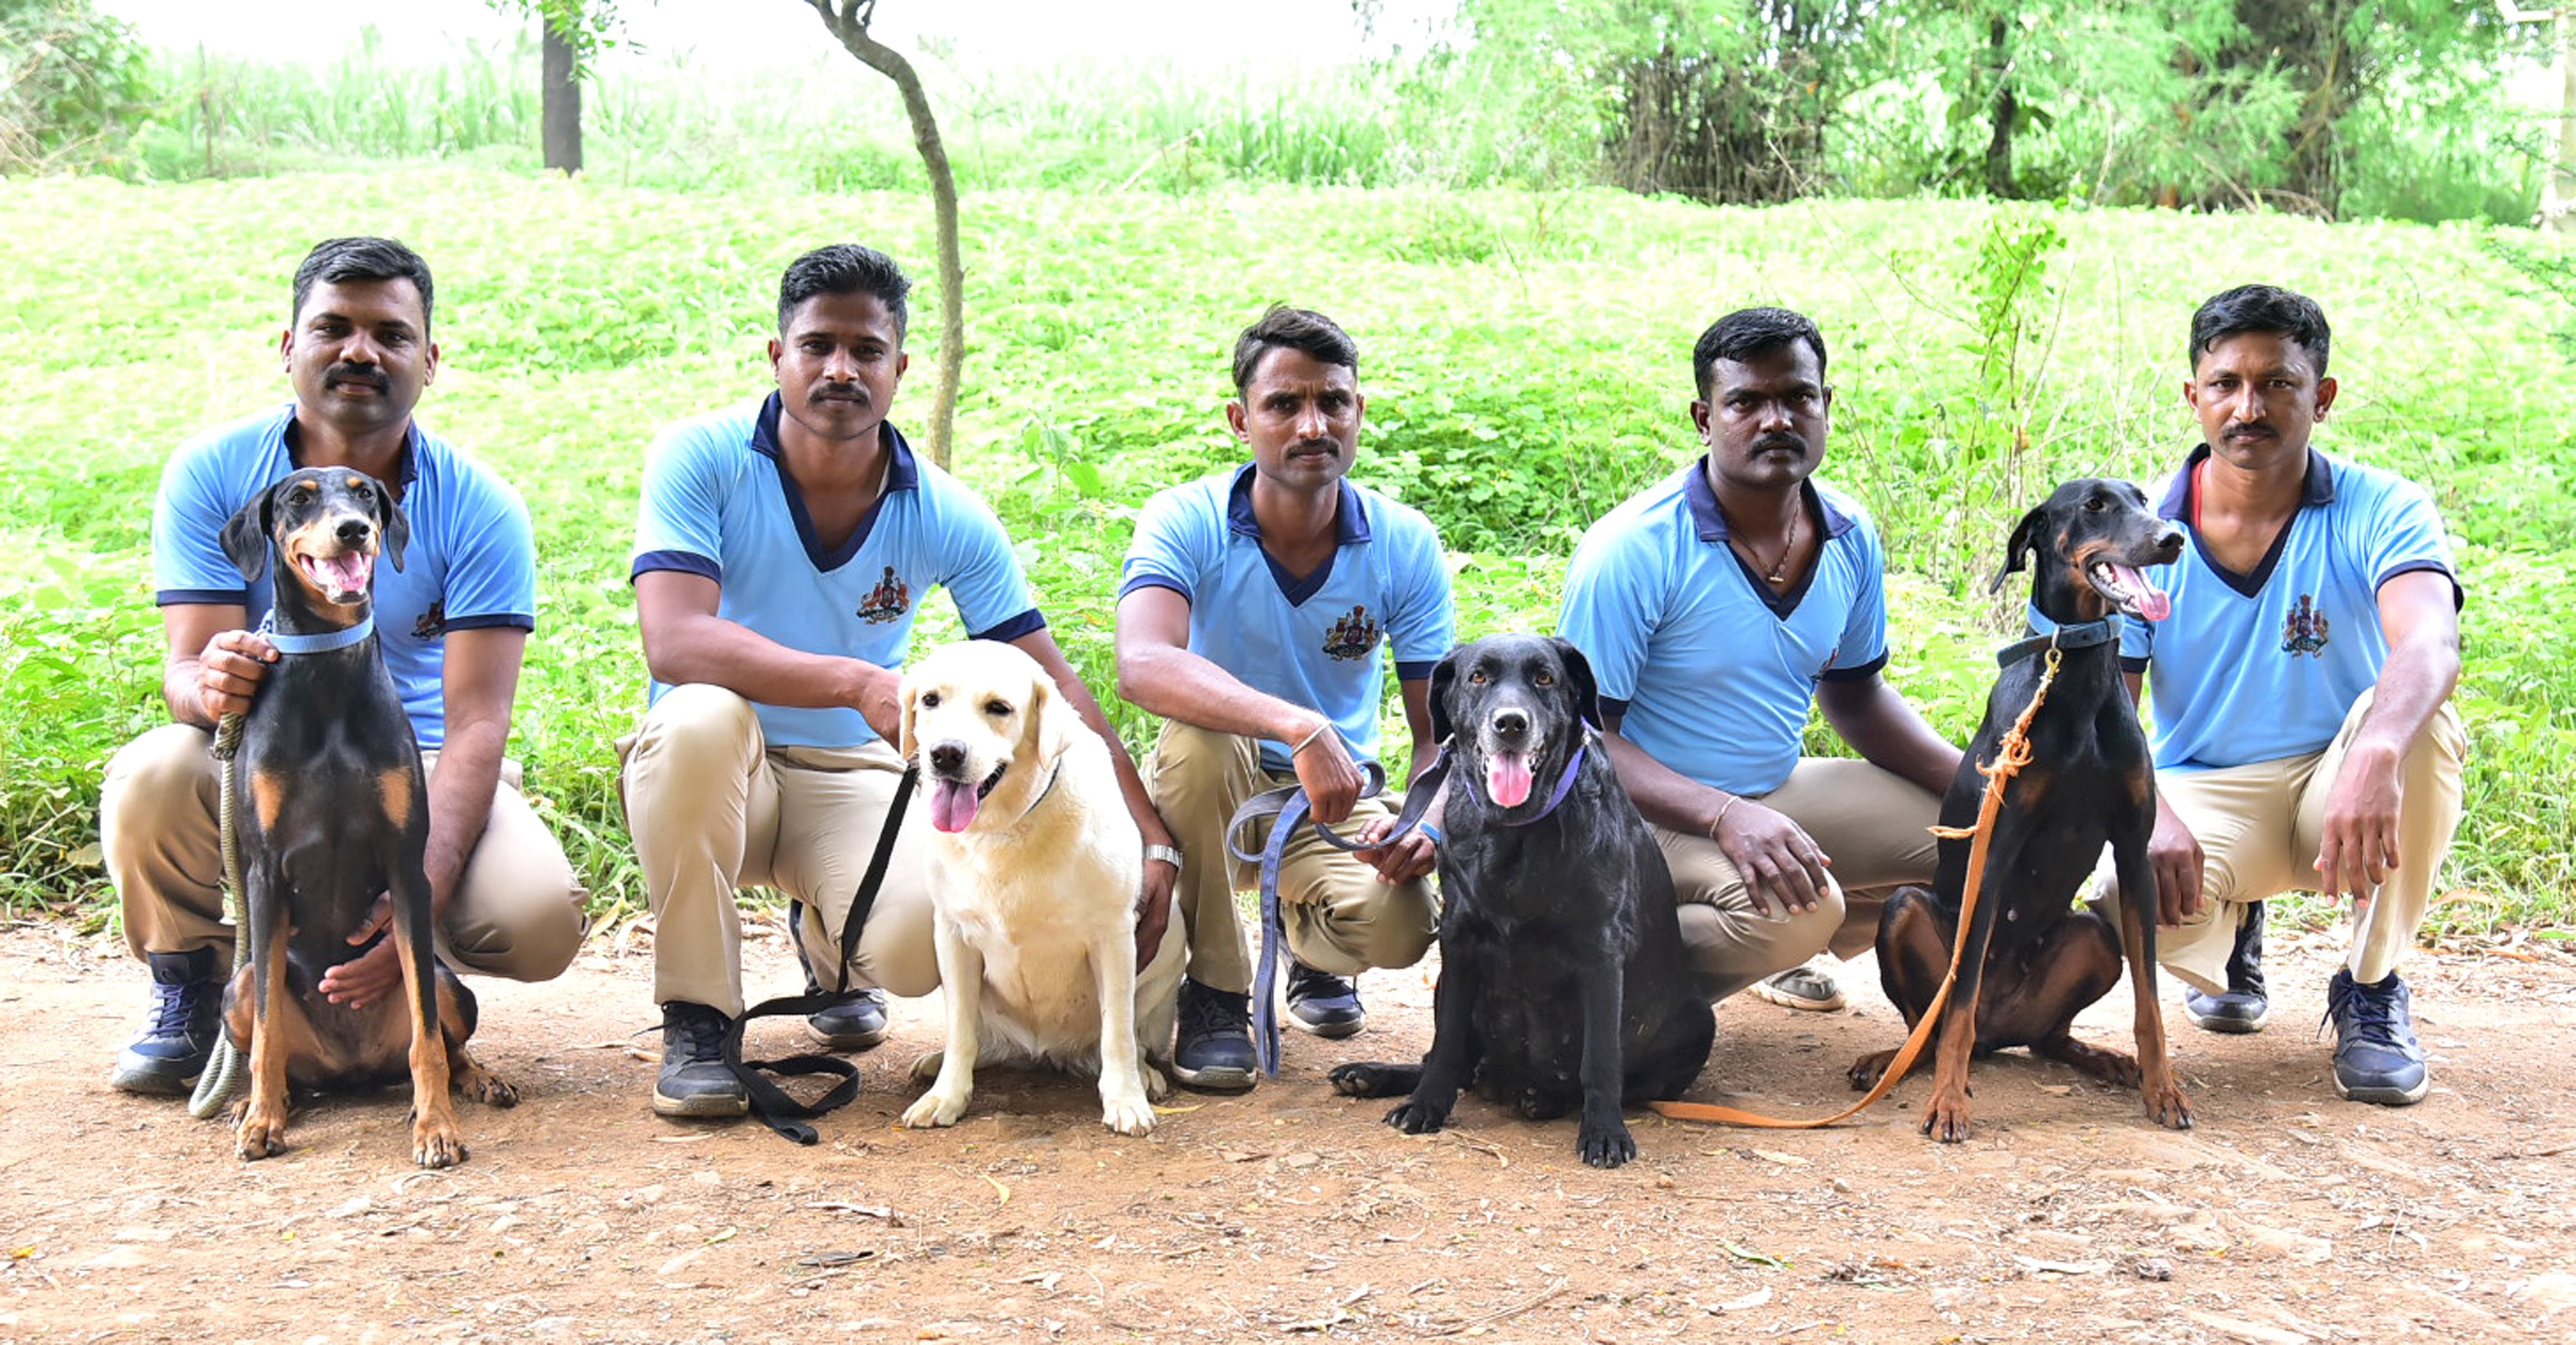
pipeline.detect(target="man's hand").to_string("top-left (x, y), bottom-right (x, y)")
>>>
top-left (1353, 817), bottom-right (1436, 885)
top-left (1713, 797), bottom-right (1830, 916)
top-left (2147, 795), bottom-right (2205, 926)
top-left (196, 629), bottom-right (278, 721)
top-left (849, 661), bottom-right (905, 744)
top-left (2314, 741), bottom-right (2404, 903)
top-left (1291, 719), bottom-right (1364, 825)
top-left (317, 896), bottom-right (403, 1010)
top-left (1134, 854), bottom-right (1178, 970)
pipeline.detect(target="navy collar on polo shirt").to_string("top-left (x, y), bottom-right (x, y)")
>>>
top-left (1225, 463), bottom-right (1370, 605)
top-left (1681, 456), bottom-right (1852, 618)
top-left (2157, 443), bottom-right (2335, 597)
top-left (279, 405), bottom-right (422, 488)
top-left (749, 391), bottom-right (922, 572)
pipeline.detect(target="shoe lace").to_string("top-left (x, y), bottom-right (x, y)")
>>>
top-left (148, 977), bottom-right (218, 1035)
top-left (667, 1006), bottom-right (731, 1064)
top-left (1179, 986), bottom-right (1248, 1042)
top-left (2323, 977), bottom-right (2406, 1051)
top-left (1285, 962), bottom-right (1355, 1003)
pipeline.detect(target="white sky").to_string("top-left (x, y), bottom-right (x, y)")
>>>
top-left (98, 1), bottom-right (1454, 69)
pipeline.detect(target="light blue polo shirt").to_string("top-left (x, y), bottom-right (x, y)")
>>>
top-left (631, 396), bottom-right (1041, 749)
top-left (1557, 460), bottom-right (1888, 796)
top-left (2117, 445), bottom-right (2459, 772)
top-left (152, 404), bottom-right (538, 750)
top-left (1119, 465), bottom-right (1454, 770)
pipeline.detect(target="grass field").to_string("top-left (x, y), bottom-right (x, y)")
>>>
top-left (1, 169), bottom-right (2569, 931)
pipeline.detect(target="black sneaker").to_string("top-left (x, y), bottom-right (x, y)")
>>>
top-left (1170, 977), bottom-right (1257, 1092)
top-left (654, 1001), bottom-right (749, 1118)
top-left (2183, 901), bottom-right (2271, 1033)
top-left (1284, 960), bottom-right (1366, 1039)
top-left (789, 900), bottom-right (888, 1051)
top-left (110, 949), bottom-right (224, 1095)
top-left (2323, 969), bottom-right (2429, 1106)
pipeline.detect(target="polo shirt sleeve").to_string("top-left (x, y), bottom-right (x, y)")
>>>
top-left (2361, 477), bottom-right (2461, 609)
top-left (438, 470), bottom-right (538, 632)
top-left (1118, 485), bottom-right (1203, 604)
top-left (1383, 511), bottom-right (1455, 682)
top-left (936, 485), bottom-right (1044, 643)
top-left (1556, 528), bottom-right (1656, 718)
top-left (632, 426), bottom-right (725, 582)
top-left (153, 439), bottom-right (251, 606)
top-left (2120, 603), bottom-right (2155, 673)
top-left (1819, 518), bottom-right (1890, 683)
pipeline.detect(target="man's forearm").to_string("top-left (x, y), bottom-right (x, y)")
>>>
top-left (1117, 643), bottom-right (1322, 745)
top-left (422, 721), bottom-right (507, 916)
top-left (1597, 728), bottom-right (1722, 836)
top-left (645, 611), bottom-right (884, 712)
top-left (2351, 637), bottom-right (2460, 761)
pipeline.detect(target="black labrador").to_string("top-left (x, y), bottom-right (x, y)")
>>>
top-left (218, 466), bottom-right (514, 1167)
top-left (1849, 477), bottom-right (2192, 1142)
top-left (1330, 634), bottom-right (1713, 1168)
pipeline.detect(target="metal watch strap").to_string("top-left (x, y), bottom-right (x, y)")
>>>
top-left (1142, 843), bottom-right (1185, 868)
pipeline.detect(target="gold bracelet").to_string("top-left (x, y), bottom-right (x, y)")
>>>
top-left (1707, 794), bottom-right (1740, 842)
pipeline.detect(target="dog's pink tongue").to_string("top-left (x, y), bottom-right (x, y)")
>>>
top-left (303, 551), bottom-right (375, 600)
top-left (929, 778), bottom-right (981, 833)
top-left (1487, 753), bottom-right (1533, 808)
top-left (2112, 564), bottom-right (2172, 622)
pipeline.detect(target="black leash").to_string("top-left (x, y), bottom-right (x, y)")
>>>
top-left (721, 766), bottom-right (917, 1144)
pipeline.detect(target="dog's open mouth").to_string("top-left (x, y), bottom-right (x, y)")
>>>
top-left (928, 760), bottom-right (1008, 834)
top-left (294, 548), bottom-right (376, 605)
top-left (2087, 561), bottom-right (2172, 622)
top-left (1486, 749), bottom-right (1535, 809)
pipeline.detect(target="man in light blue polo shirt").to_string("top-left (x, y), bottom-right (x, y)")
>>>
top-left (622, 244), bottom-right (1183, 1120)
top-left (2103, 284), bottom-right (2464, 1106)
top-left (101, 236), bottom-right (585, 1095)
top-left (1115, 305), bottom-right (1452, 1091)
top-left (1558, 308), bottom-right (1961, 1009)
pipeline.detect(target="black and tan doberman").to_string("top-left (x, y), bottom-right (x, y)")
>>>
top-left (1849, 477), bottom-right (2192, 1142)
top-left (216, 466), bottom-right (512, 1167)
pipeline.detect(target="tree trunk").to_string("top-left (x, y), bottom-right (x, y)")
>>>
top-left (809, 1), bottom-right (963, 472)
top-left (541, 24), bottom-right (582, 174)
top-left (2549, 16), bottom-right (2576, 232)
top-left (1983, 15), bottom-right (2017, 199)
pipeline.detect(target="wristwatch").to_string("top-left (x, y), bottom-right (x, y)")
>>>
top-left (1143, 843), bottom-right (1185, 869)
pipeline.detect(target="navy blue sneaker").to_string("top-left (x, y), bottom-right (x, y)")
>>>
top-left (2323, 969), bottom-right (2429, 1106)
top-left (1170, 977), bottom-right (1256, 1092)
top-left (111, 949), bottom-right (224, 1095)
top-left (2184, 901), bottom-right (2271, 1033)
top-left (788, 901), bottom-right (888, 1052)
top-left (1284, 961), bottom-right (1366, 1039)
top-left (654, 1001), bottom-right (749, 1118)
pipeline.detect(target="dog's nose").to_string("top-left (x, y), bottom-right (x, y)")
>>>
top-left (2153, 523), bottom-right (2185, 556)
top-left (1491, 708), bottom-right (1528, 740)
top-left (336, 518), bottom-right (374, 548)
top-left (928, 741), bottom-right (965, 774)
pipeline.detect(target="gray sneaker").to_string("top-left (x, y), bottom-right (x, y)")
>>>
top-left (653, 1001), bottom-right (749, 1118)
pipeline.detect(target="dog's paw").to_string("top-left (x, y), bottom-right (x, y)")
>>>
top-left (1100, 1089), bottom-right (1157, 1138)
top-left (1921, 1090), bottom-right (1975, 1144)
top-left (235, 1109), bottom-right (290, 1162)
top-left (2143, 1082), bottom-right (2193, 1131)
top-left (1383, 1100), bottom-right (1449, 1135)
top-left (901, 1088), bottom-right (969, 1129)
top-left (411, 1118), bottom-right (469, 1169)
top-left (452, 1056), bottom-right (518, 1109)
top-left (1848, 1049), bottom-right (1898, 1091)
top-left (908, 1050), bottom-right (945, 1083)
top-left (1577, 1119), bottom-right (1637, 1170)
top-left (1329, 1063), bottom-right (1407, 1098)
top-left (1141, 1060), bottom-right (1171, 1102)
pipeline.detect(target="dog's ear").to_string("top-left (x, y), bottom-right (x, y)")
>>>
top-left (1548, 638), bottom-right (1603, 729)
top-left (219, 488), bottom-right (274, 585)
top-left (896, 676), bottom-right (922, 766)
top-left (1029, 666), bottom-right (1081, 764)
top-left (1426, 646), bottom-right (1461, 745)
top-left (371, 476), bottom-right (411, 574)
top-left (1991, 503), bottom-right (2046, 595)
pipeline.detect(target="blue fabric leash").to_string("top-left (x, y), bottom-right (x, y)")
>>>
top-left (1222, 731), bottom-right (1594, 1077)
top-left (258, 610), bottom-right (375, 655)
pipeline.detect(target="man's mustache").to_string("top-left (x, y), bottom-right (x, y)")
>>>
top-left (326, 364), bottom-right (387, 391)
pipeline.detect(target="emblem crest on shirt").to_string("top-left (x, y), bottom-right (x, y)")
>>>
top-left (857, 565), bottom-right (911, 624)
top-left (412, 601), bottom-right (446, 641)
top-left (1321, 604), bottom-right (1380, 661)
top-left (2281, 593), bottom-right (2330, 658)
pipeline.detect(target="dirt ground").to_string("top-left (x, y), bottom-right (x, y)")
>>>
top-left (4, 916), bottom-right (2573, 1345)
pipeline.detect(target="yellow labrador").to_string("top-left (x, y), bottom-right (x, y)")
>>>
top-left (896, 640), bottom-right (1180, 1136)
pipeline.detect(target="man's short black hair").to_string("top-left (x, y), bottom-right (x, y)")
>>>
top-left (1232, 305), bottom-right (1359, 396)
top-left (1692, 307), bottom-right (1828, 401)
top-left (2189, 284), bottom-right (2331, 376)
top-left (778, 244), bottom-right (912, 338)
top-left (293, 236), bottom-right (435, 333)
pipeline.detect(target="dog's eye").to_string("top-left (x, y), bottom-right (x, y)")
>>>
top-left (288, 487), bottom-right (313, 505)
top-left (2084, 496), bottom-right (2107, 512)
top-left (984, 699), bottom-right (1012, 717)
top-left (1534, 672), bottom-right (1555, 687)
top-left (1468, 669), bottom-right (1489, 684)
top-left (920, 692), bottom-right (941, 709)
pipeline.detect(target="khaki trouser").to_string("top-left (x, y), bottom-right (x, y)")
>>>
top-left (100, 722), bottom-right (587, 981)
top-left (620, 683), bottom-right (953, 1019)
top-left (1654, 757), bottom-right (1944, 1003)
top-left (2096, 690), bottom-right (2466, 994)
top-left (1143, 721), bottom-right (1438, 996)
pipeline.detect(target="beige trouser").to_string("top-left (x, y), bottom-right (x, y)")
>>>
top-left (100, 723), bottom-right (587, 980)
top-left (620, 683), bottom-right (956, 1019)
top-left (1144, 721), bottom-right (1438, 996)
top-left (1654, 757), bottom-right (1944, 1003)
top-left (2096, 691), bottom-right (2466, 994)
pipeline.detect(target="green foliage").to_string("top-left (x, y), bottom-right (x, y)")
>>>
top-left (0, 0), bottom-right (155, 172)
top-left (0, 173), bottom-right (2568, 931)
